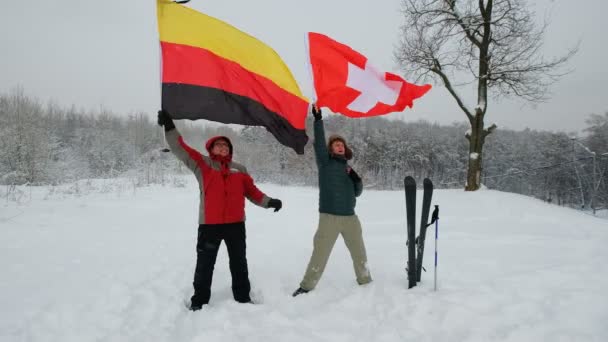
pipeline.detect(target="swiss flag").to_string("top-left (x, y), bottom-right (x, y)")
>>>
top-left (307, 32), bottom-right (431, 118)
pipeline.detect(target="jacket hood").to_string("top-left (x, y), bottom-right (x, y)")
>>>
top-left (205, 136), bottom-right (233, 156)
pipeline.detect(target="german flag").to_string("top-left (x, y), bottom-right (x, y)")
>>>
top-left (157, 0), bottom-right (309, 154)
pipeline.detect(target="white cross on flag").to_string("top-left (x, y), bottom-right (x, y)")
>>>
top-left (307, 32), bottom-right (431, 118)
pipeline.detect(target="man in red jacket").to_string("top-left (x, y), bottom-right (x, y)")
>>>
top-left (158, 110), bottom-right (282, 311)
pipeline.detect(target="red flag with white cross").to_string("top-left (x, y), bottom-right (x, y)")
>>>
top-left (307, 32), bottom-right (432, 118)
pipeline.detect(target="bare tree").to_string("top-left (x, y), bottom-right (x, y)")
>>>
top-left (394, 0), bottom-right (578, 190)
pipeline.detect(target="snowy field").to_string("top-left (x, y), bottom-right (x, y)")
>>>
top-left (1, 179), bottom-right (607, 342)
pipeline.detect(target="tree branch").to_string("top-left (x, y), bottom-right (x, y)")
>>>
top-left (444, 0), bottom-right (483, 47)
top-left (431, 59), bottom-right (474, 121)
top-left (483, 123), bottom-right (497, 138)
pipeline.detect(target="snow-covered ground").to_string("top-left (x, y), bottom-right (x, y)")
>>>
top-left (1, 179), bottom-right (607, 342)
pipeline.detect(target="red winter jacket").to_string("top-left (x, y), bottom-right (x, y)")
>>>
top-left (165, 129), bottom-right (270, 224)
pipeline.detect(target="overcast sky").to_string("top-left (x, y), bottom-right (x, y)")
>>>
top-left (1, 0), bottom-right (606, 134)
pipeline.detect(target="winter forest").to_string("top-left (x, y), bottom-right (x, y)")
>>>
top-left (2, 88), bottom-right (607, 214)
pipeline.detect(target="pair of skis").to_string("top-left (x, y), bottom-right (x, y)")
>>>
top-left (404, 176), bottom-right (437, 289)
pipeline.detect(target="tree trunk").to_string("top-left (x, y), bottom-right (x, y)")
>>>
top-left (465, 114), bottom-right (491, 191)
top-left (464, 109), bottom-right (497, 191)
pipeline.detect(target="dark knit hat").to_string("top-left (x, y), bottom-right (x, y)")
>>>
top-left (327, 134), bottom-right (353, 160)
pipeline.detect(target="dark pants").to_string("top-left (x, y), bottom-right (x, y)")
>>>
top-left (191, 222), bottom-right (251, 305)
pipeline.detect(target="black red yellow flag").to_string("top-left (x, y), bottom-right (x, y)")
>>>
top-left (157, 0), bottom-right (309, 153)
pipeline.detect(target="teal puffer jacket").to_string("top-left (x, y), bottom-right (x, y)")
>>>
top-left (314, 120), bottom-right (363, 215)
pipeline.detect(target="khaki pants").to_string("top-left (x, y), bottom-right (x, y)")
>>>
top-left (300, 213), bottom-right (372, 290)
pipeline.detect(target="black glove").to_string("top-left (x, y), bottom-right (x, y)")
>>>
top-left (312, 105), bottom-right (322, 121)
top-left (157, 110), bottom-right (175, 131)
top-left (268, 198), bottom-right (282, 212)
top-left (348, 169), bottom-right (361, 183)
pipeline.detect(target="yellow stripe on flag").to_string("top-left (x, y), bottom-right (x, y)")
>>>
top-left (157, 0), bottom-right (306, 101)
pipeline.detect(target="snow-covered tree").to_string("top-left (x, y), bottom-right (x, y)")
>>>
top-left (395, 0), bottom-right (578, 190)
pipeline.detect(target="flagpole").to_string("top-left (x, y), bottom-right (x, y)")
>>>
top-left (303, 32), bottom-right (316, 106)
top-left (157, 4), bottom-right (170, 153)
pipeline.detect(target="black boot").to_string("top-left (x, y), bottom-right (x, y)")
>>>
top-left (190, 295), bottom-right (206, 311)
top-left (292, 287), bottom-right (310, 297)
top-left (190, 303), bottom-right (204, 311)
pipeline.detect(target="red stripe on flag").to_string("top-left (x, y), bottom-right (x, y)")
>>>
top-left (161, 41), bottom-right (308, 129)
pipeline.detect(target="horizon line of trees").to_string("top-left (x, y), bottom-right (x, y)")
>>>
top-left (1, 88), bottom-right (606, 212)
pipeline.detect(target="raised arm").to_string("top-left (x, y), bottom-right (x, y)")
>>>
top-left (312, 106), bottom-right (329, 166)
top-left (158, 110), bottom-right (204, 173)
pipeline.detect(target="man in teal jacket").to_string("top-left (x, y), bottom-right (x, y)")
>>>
top-left (293, 105), bottom-right (372, 296)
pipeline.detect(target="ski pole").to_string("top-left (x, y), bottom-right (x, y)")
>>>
top-left (434, 216), bottom-right (438, 291)
top-left (430, 205), bottom-right (439, 291)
